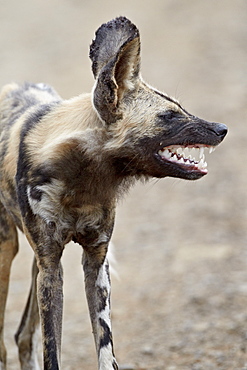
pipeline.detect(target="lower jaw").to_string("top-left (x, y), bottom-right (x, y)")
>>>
top-left (157, 157), bottom-right (208, 180)
top-left (178, 162), bottom-right (208, 175)
top-left (174, 166), bottom-right (208, 180)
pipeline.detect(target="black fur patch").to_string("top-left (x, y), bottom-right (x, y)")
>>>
top-left (29, 187), bottom-right (43, 201)
top-left (16, 104), bottom-right (55, 216)
top-left (105, 261), bottom-right (111, 284)
top-left (97, 286), bottom-right (108, 312)
top-left (99, 317), bottom-right (113, 349)
top-left (42, 285), bottom-right (60, 370)
top-left (19, 104), bottom-right (54, 144)
top-left (112, 359), bottom-right (118, 370)
top-left (15, 104), bottom-right (59, 244)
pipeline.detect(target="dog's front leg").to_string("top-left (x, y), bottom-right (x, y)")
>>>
top-left (23, 225), bottom-right (64, 370)
top-left (83, 244), bottom-right (118, 370)
top-left (38, 259), bottom-right (63, 370)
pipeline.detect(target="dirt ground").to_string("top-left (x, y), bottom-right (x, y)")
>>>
top-left (1, 1), bottom-right (247, 369)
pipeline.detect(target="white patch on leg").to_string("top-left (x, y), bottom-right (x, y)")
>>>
top-left (96, 260), bottom-right (118, 369)
top-left (107, 242), bottom-right (119, 279)
top-left (99, 344), bottom-right (117, 370)
top-left (96, 261), bottom-right (111, 326)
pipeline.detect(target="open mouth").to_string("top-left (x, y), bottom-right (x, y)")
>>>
top-left (158, 145), bottom-right (216, 174)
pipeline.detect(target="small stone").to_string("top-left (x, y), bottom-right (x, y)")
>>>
top-left (141, 345), bottom-right (154, 355)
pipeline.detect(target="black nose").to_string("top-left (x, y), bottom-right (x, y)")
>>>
top-left (215, 123), bottom-right (228, 140)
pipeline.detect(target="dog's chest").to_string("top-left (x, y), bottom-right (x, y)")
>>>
top-left (27, 178), bottom-right (115, 247)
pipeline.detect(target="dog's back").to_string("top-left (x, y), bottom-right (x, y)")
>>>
top-left (0, 82), bottom-right (61, 129)
top-left (0, 82), bottom-right (62, 228)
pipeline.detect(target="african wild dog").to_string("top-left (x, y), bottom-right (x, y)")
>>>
top-left (0, 16), bottom-right (227, 370)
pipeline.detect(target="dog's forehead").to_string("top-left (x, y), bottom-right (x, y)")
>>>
top-left (151, 88), bottom-right (186, 113)
top-left (161, 97), bottom-right (182, 112)
top-left (139, 82), bottom-right (186, 115)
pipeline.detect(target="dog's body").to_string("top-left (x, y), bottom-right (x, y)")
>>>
top-left (0, 17), bottom-right (227, 370)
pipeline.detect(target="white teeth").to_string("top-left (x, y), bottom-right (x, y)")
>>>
top-left (158, 145), bottom-right (216, 172)
top-left (158, 148), bottom-right (173, 160)
top-left (162, 149), bottom-right (171, 159)
top-left (183, 148), bottom-right (189, 158)
top-left (199, 147), bottom-right (204, 159)
top-left (198, 160), bottom-right (207, 170)
top-left (198, 157), bottom-right (205, 169)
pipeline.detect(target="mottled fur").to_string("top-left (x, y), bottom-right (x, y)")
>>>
top-left (0, 17), bottom-right (227, 370)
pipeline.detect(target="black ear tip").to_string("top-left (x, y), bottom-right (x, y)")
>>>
top-left (110, 16), bottom-right (139, 33)
top-left (90, 17), bottom-right (139, 51)
top-left (114, 16), bottom-right (140, 40)
top-left (89, 16), bottom-right (140, 78)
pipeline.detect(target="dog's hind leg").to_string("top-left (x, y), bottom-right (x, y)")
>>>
top-left (0, 201), bottom-right (18, 370)
top-left (15, 257), bottom-right (40, 370)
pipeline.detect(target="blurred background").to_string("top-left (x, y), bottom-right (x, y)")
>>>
top-left (1, 0), bottom-right (247, 369)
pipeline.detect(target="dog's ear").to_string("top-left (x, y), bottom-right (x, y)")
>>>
top-left (90, 17), bottom-right (140, 124)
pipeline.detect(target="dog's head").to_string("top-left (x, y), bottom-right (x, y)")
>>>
top-left (90, 17), bottom-right (227, 180)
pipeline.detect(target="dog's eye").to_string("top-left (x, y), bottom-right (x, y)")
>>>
top-left (158, 110), bottom-right (179, 121)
